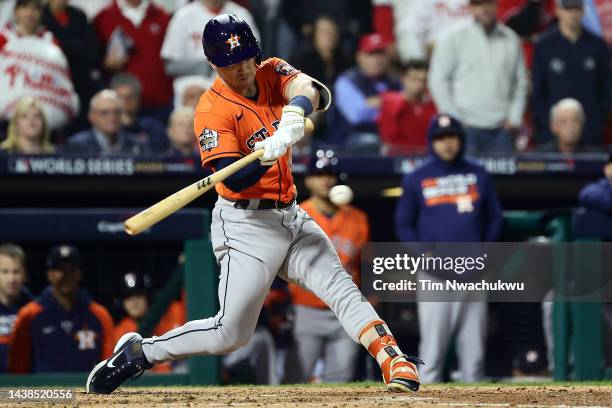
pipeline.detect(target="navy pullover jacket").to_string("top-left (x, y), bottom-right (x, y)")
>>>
top-left (394, 123), bottom-right (503, 243)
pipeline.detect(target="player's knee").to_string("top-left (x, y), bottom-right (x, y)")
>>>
top-left (220, 328), bottom-right (252, 353)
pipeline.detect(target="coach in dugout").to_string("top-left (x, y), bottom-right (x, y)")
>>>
top-left (8, 245), bottom-right (114, 373)
top-left (395, 114), bottom-right (503, 383)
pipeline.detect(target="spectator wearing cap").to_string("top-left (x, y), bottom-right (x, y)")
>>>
top-left (578, 149), bottom-right (612, 214)
top-left (378, 60), bottom-right (438, 153)
top-left (429, 0), bottom-right (528, 154)
top-left (532, 0), bottom-right (611, 147)
top-left (332, 33), bottom-right (401, 148)
top-left (8, 245), bottom-right (114, 373)
top-left (284, 150), bottom-right (369, 383)
top-left (110, 73), bottom-right (168, 153)
top-left (395, 114), bottom-right (502, 383)
top-left (536, 98), bottom-right (600, 153)
top-left (114, 272), bottom-right (184, 373)
top-left (64, 90), bottom-right (149, 155)
top-left (0, 243), bottom-right (32, 373)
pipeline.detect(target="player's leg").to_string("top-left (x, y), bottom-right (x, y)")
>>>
top-left (321, 314), bottom-right (359, 383)
top-left (141, 204), bottom-right (290, 361)
top-left (87, 201), bottom-right (291, 393)
top-left (283, 305), bottom-right (325, 383)
top-left (279, 208), bottom-right (422, 391)
top-left (456, 301), bottom-right (487, 382)
top-left (416, 300), bottom-right (455, 383)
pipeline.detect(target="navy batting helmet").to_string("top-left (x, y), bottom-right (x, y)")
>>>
top-left (120, 272), bottom-right (152, 298)
top-left (202, 14), bottom-right (261, 67)
top-left (307, 149), bottom-right (339, 175)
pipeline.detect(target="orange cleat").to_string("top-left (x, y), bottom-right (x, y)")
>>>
top-left (359, 320), bottom-right (423, 392)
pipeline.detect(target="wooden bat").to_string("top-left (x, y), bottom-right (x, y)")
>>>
top-left (124, 118), bottom-right (314, 236)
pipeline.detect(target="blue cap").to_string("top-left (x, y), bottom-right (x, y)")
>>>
top-left (47, 244), bottom-right (80, 269)
top-left (428, 114), bottom-right (464, 139)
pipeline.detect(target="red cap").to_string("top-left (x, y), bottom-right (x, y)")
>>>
top-left (358, 33), bottom-right (388, 54)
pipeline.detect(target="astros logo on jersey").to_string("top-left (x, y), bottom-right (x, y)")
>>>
top-left (75, 327), bottom-right (97, 350)
top-left (226, 34), bottom-right (241, 50)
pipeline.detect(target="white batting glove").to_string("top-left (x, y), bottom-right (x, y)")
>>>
top-left (277, 105), bottom-right (305, 144)
top-left (254, 129), bottom-right (292, 166)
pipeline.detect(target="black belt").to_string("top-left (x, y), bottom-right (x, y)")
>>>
top-left (232, 198), bottom-right (295, 210)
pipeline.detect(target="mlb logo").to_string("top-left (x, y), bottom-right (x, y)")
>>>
top-left (199, 128), bottom-right (219, 152)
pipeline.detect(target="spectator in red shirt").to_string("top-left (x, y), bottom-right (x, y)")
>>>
top-left (93, 0), bottom-right (172, 121)
top-left (378, 60), bottom-right (437, 153)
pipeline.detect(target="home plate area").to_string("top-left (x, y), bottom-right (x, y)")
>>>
top-left (4, 384), bottom-right (610, 408)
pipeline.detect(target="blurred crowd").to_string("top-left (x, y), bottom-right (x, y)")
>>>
top-left (0, 0), bottom-right (609, 157)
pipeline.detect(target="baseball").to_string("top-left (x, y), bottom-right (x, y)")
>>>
top-left (329, 185), bottom-right (353, 206)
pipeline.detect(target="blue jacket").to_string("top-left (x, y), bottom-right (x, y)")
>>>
top-left (8, 286), bottom-right (113, 373)
top-left (579, 178), bottom-right (612, 214)
top-left (64, 128), bottom-right (149, 155)
top-left (330, 68), bottom-right (401, 144)
top-left (532, 26), bottom-right (611, 145)
top-left (0, 288), bottom-right (32, 373)
top-left (394, 124), bottom-right (503, 243)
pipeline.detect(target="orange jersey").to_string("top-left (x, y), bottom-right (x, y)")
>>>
top-left (290, 199), bottom-right (370, 309)
top-left (194, 58), bottom-right (300, 202)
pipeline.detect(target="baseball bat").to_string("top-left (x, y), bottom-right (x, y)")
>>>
top-left (124, 118), bottom-right (314, 236)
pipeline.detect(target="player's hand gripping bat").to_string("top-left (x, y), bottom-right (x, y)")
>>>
top-left (124, 118), bottom-right (314, 235)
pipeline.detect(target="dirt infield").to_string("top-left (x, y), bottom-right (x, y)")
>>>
top-left (2, 384), bottom-right (611, 407)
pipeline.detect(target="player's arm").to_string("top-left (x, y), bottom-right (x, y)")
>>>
top-left (90, 302), bottom-right (115, 359)
top-left (195, 111), bottom-right (272, 191)
top-left (255, 71), bottom-right (332, 164)
top-left (8, 303), bottom-right (38, 373)
top-left (214, 157), bottom-right (271, 192)
top-left (283, 73), bottom-right (320, 114)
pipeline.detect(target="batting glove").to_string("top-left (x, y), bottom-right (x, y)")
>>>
top-left (254, 128), bottom-right (292, 166)
top-left (277, 105), bottom-right (305, 144)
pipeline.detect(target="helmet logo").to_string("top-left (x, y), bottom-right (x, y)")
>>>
top-left (438, 115), bottom-right (451, 127)
top-left (226, 34), bottom-right (241, 50)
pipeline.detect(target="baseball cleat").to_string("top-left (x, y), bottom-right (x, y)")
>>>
top-left (386, 355), bottom-right (423, 392)
top-left (86, 332), bottom-right (153, 394)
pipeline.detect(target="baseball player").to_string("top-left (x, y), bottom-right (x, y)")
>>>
top-left (86, 14), bottom-right (422, 394)
top-left (285, 151), bottom-right (369, 383)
